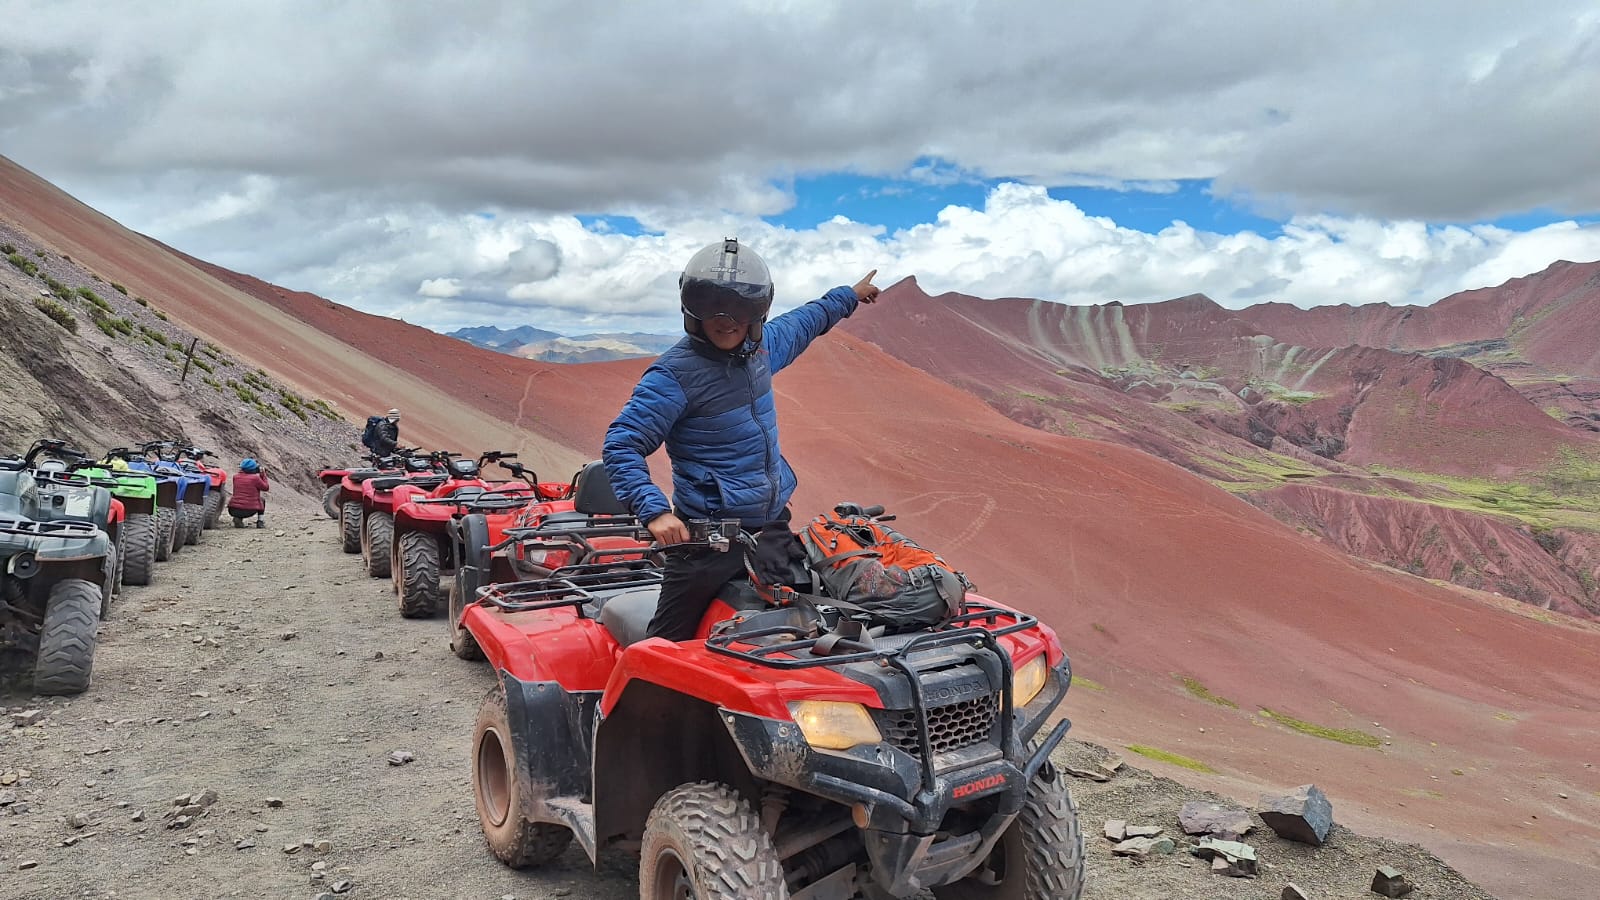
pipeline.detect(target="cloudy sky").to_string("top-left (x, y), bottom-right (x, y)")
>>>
top-left (2, 0), bottom-right (1598, 335)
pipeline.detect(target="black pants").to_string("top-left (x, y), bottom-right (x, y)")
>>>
top-left (645, 509), bottom-right (787, 641)
top-left (645, 546), bottom-right (751, 641)
top-left (228, 507), bottom-right (264, 521)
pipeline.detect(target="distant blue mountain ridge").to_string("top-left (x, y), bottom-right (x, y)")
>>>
top-left (447, 325), bottom-right (678, 363)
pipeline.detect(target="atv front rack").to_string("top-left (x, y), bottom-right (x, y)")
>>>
top-left (708, 600), bottom-right (1039, 798)
top-left (368, 473), bottom-right (448, 492)
top-left (411, 490), bottom-right (537, 513)
top-left (474, 563), bottom-right (662, 617)
top-left (0, 517), bottom-right (101, 540)
top-left (705, 600), bottom-right (1039, 669)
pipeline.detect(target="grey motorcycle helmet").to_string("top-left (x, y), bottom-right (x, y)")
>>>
top-left (679, 238), bottom-right (775, 344)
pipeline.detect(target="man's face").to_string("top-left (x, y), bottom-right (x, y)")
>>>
top-left (386, 415), bottom-right (399, 424)
top-left (703, 317), bottom-right (750, 351)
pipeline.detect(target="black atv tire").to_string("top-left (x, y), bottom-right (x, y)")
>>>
top-left (363, 511), bottom-right (394, 578)
top-left (182, 501), bottom-right (206, 546)
top-left (472, 687), bottom-right (573, 867)
top-left (34, 578), bottom-right (100, 695)
top-left (340, 502), bottom-right (362, 554)
top-left (448, 576), bottom-right (483, 661)
top-left (322, 484), bottom-right (342, 520)
top-left (121, 513), bottom-right (157, 586)
top-left (100, 530), bottom-right (123, 620)
top-left (154, 507), bottom-right (176, 562)
top-left (396, 531), bottom-right (441, 618)
top-left (639, 781), bottom-right (786, 899)
top-left (931, 762), bottom-right (1084, 900)
top-left (203, 488), bottom-right (226, 529)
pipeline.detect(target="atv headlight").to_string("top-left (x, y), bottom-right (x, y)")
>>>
top-left (787, 701), bottom-right (882, 751)
top-left (1014, 656), bottom-right (1049, 707)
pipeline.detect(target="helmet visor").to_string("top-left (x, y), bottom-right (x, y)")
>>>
top-left (681, 279), bottom-right (772, 326)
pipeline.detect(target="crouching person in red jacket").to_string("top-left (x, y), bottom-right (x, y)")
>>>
top-left (229, 458), bottom-right (270, 528)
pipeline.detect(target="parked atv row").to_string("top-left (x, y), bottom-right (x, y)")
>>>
top-left (0, 438), bottom-right (232, 696)
top-left (324, 446), bottom-right (1086, 898)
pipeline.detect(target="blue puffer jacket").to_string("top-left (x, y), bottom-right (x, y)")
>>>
top-left (603, 286), bottom-right (861, 526)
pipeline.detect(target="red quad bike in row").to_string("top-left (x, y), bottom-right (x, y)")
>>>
top-left (444, 460), bottom-right (653, 654)
top-left (358, 451), bottom-right (457, 580)
top-left (459, 500), bottom-right (1084, 900)
top-left (334, 447), bottom-right (430, 555)
top-left (388, 452), bottom-right (571, 618)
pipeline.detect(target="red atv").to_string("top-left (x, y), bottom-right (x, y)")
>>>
top-left (334, 448), bottom-right (423, 554)
top-left (389, 452), bottom-right (568, 618)
top-left (358, 451), bottom-right (452, 579)
top-left (445, 461), bottom-right (652, 657)
top-left (461, 502), bottom-right (1084, 899)
top-left (318, 465), bottom-right (358, 519)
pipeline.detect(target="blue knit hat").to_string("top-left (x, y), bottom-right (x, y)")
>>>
top-left (240, 458), bottom-right (259, 472)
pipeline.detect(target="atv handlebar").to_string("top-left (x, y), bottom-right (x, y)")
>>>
top-left (477, 450), bottom-right (518, 464)
top-left (834, 502), bottom-right (894, 522)
top-left (24, 439), bottom-right (88, 466)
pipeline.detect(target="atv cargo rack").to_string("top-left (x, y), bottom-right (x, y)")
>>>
top-left (410, 490), bottom-right (537, 513)
top-left (474, 563), bottom-right (662, 616)
top-left (368, 473), bottom-right (448, 492)
top-left (0, 517), bottom-right (101, 540)
top-left (709, 600), bottom-right (1046, 798)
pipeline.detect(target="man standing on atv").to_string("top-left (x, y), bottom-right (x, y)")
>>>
top-left (362, 408), bottom-right (401, 458)
top-left (603, 238), bottom-right (882, 640)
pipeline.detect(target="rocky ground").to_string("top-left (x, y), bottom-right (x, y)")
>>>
top-left (1, 494), bottom-right (1496, 900)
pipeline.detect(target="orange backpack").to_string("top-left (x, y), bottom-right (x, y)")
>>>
top-left (798, 505), bottom-right (968, 629)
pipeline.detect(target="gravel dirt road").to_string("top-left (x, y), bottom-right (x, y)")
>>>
top-left (1, 495), bottom-right (1495, 900)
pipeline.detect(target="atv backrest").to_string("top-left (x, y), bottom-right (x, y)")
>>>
top-left (571, 460), bottom-right (629, 516)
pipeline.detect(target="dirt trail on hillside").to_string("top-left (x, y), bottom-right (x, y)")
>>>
top-left (1, 495), bottom-right (1495, 900)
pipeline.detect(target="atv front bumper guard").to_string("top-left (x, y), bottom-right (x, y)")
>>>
top-left (0, 516), bottom-right (107, 562)
top-left (721, 670), bottom-right (1071, 896)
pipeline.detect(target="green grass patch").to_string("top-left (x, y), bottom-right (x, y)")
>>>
top-left (192, 357), bottom-right (214, 374)
top-left (202, 376), bottom-right (223, 390)
top-left (41, 276), bottom-right (72, 301)
top-left (134, 296), bottom-right (149, 307)
top-left (110, 282), bottom-right (128, 295)
top-left (138, 325), bottom-right (170, 346)
top-left (1070, 675), bottom-right (1105, 692)
top-left (0, 242), bottom-right (14, 254)
top-left (1259, 709), bottom-right (1382, 748)
top-left (32, 298), bottom-right (77, 333)
top-left (1125, 744), bottom-right (1217, 773)
top-left (76, 286), bottom-right (111, 311)
top-left (1178, 675), bottom-right (1239, 708)
top-left (1367, 459), bottom-right (1600, 531)
top-left (228, 379), bottom-right (260, 405)
top-left (6, 252), bottom-right (38, 276)
top-left (310, 398), bottom-right (339, 420)
top-left (153, 309), bottom-right (168, 321)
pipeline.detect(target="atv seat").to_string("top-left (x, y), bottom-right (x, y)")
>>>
top-left (597, 587), bottom-right (661, 647)
top-left (571, 460), bottom-right (630, 516)
top-left (537, 511), bottom-right (590, 527)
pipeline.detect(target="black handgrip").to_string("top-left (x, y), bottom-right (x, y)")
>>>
top-left (862, 505), bottom-right (885, 518)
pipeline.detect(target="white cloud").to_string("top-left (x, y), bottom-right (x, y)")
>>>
top-left (2, 1), bottom-right (1597, 220)
top-left (417, 278), bottom-right (463, 298)
top-left (1, 1), bottom-right (1597, 333)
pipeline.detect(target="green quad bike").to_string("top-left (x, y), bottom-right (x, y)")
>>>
top-left (0, 456), bottom-right (110, 695)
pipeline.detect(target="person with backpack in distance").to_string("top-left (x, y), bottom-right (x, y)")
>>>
top-left (229, 458), bottom-right (270, 528)
top-left (602, 238), bottom-right (883, 640)
top-left (362, 408), bottom-right (401, 457)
